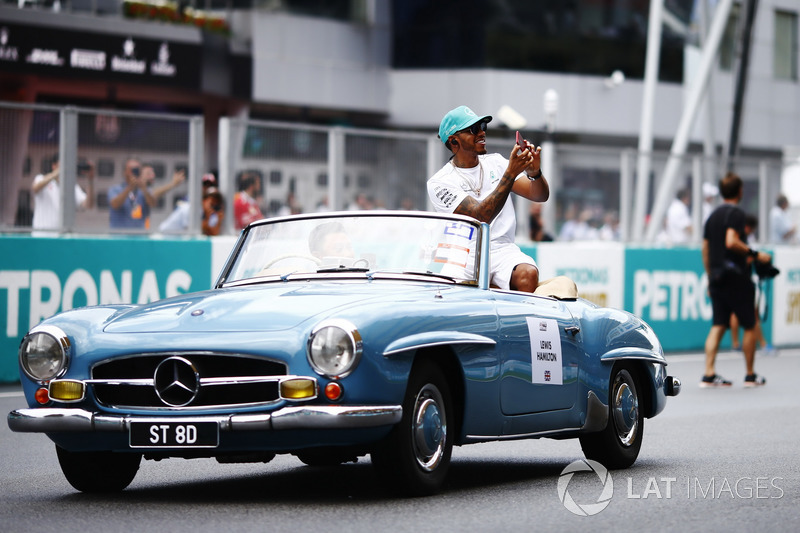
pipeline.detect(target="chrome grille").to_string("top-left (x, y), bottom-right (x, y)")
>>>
top-left (91, 353), bottom-right (287, 409)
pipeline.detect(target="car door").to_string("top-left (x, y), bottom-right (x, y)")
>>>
top-left (493, 291), bottom-right (583, 416)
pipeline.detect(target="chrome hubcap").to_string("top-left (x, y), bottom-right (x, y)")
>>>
top-left (612, 371), bottom-right (639, 446)
top-left (411, 384), bottom-right (446, 471)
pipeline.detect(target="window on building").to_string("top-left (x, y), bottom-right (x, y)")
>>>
top-left (774, 10), bottom-right (798, 81)
top-left (391, 0), bottom-right (689, 82)
top-left (719, 2), bottom-right (741, 72)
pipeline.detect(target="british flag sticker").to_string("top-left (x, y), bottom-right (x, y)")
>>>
top-left (544, 370), bottom-right (551, 382)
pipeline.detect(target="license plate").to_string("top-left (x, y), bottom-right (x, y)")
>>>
top-left (129, 421), bottom-right (219, 448)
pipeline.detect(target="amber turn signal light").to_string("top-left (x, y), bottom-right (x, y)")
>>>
top-left (49, 380), bottom-right (85, 402)
top-left (280, 378), bottom-right (317, 400)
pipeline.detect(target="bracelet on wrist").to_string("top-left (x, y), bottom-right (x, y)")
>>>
top-left (527, 169), bottom-right (542, 181)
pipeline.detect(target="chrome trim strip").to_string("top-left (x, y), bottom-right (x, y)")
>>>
top-left (383, 339), bottom-right (496, 357)
top-left (599, 348), bottom-right (667, 365)
top-left (84, 375), bottom-right (303, 387)
top-left (7, 404), bottom-right (402, 433)
top-left (223, 272), bottom-right (462, 288)
top-left (269, 405), bottom-right (402, 430)
top-left (383, 333), bottom-right (496, 357)
top-left (466, 426), bottom-right (584, 441)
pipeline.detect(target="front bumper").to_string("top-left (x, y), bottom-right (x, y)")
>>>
top-left (8, 404), bottom-right (402, 434)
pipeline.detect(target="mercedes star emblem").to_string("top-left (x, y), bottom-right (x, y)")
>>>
top-left (154, 356), bottom-right (200, 407)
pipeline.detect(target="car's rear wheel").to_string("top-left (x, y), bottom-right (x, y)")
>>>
top-left (56, 446), bottom-right (141, 493)
top-left (579, 363), bottom-right (643, 469)
top-left (371, 359), bottom-right (453, 496)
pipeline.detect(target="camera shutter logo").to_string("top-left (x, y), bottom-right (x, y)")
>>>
top-left (557, 459), bottom-right (614, 516)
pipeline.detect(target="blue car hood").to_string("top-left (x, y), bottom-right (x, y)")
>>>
top-left (102, 281), bottom-right (442, 334)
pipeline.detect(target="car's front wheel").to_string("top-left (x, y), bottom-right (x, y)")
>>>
top-left (56, 446), bottom-right (141, 493)
top-left (371, 359), bottom-right (453, 496)
top-left (579, 364), bottom-right (644, 469)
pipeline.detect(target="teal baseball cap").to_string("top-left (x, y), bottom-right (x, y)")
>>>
top-left (438, 106), bottom-right (492, 145)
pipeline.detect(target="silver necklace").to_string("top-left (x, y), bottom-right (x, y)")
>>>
top-left (450, 159), bottom-right (483, 195)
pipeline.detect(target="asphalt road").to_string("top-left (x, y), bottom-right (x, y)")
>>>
top-left (1, 349), bottom-right (798, 532)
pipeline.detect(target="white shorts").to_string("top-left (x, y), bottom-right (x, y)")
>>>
top-left (490, 242), bottom-right (537, 289)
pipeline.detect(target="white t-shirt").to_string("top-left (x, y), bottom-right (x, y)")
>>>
top-left (159, 201), bottom-right (190, 233)
top-left (32, 174), bottom-right (87, 231)
top-left (665, 198), bottom-right (691, 244)
top-left (427, 153), bottom-right (523, 245)
top-left (770, 205), bottom-right (795, 243)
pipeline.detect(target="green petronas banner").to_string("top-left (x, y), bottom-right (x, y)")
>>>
top-left (0, 235), bottom-right (211, 382)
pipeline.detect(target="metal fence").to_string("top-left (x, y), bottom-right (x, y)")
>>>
top-left (0, 101), bottom-right (202, 234)
top-left (1, 100), bottom-right (795, 243)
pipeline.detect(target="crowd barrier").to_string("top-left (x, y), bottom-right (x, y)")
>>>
top-left (1, 234), bottom-right (797, 382)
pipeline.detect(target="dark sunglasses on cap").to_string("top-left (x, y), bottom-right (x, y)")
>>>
top-left (458, 121), bottom-right (488, 136)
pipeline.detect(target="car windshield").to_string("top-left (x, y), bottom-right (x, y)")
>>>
top-left (223, 212), bottom-right (482, 285)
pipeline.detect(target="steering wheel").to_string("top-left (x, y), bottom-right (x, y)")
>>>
top-left (263, 254), bottom-right (322, 269)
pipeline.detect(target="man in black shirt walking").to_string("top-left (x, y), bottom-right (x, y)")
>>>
top-left (701, 173), bottom-right (772, 387)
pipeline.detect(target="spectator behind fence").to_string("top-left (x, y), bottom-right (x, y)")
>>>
top-left (159, 174), bottom-right (224, 236)
top-left (32, 154), bottom-right (94, 234)
top-left (664, 188), bottom-right (692, 244)
top-left (529, 203), bottom-right (553, 242)
top-left (276, 191), bottom-right (303, 217)
top-left (144, 164), bottom-right (186, 204)
top-left (234, 171), bottom-right (265, 230)
top-left (142, 164), bottom-right (186, 229)
top-left (599, 210), bottom-right (620, 241)
top-left (702, 182), bottom-right (718, 225)
top-left (769, 193), bottom-right (796, 243)
top-left (558, 203), bottom-right (581, 241)
top-left (108, 158), bottom-right (153, 229)
top-left (200, 187), bottom-right (225, 236)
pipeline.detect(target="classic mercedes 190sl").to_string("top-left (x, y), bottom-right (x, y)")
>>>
top-left (8, 211), bottom-right (679, 495)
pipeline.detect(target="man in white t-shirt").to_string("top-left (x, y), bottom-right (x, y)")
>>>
top-left (427, 106), bottom-right (550, 291)
top-left (31, 154), bottom-right (94, 233)
top-left (769, 194), bottom-right (796, 243)
top-left (665, 188), bottom-right (692, 244)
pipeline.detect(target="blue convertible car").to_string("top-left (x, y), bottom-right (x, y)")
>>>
top-left (8, 211), bottom-right (679, 495)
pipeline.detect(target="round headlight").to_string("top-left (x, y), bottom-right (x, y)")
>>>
top-left (19, 326), bottom-right (70, 381)
top-left (307, 319), bottom-right (362, 378)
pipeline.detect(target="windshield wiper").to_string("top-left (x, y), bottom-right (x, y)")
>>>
top-left (316, 266), bottom-right (371, 273)
top-left (401, 270), bottom-right (456, 282)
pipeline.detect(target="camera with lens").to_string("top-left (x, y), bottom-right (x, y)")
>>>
top-left (754, 260), bottom-right (780, 280)
top-left (77, 162), bottom-right (92, 174)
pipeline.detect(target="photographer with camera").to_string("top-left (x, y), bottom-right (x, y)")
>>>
top-left (701, 173), bottom-right (774, 388)
top-left (31, 154), bottom-right (94, 234)
top-left (108, 158), bottom-right (154, 229)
